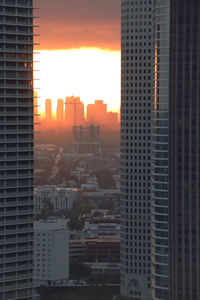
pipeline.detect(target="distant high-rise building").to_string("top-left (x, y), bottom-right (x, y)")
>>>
top-left (65, 96), bottom-right (85, 127)
top-left (87, 100), bottom-right (107, 126)
top-left (73, 125), bottom-right (100, 154)
top-left (45, 98), bottom-right (52, 121)
top-left (56, 98), bottom-right (64, 122)
top-left (169, 1), bottom-right (200, 299)
top-left (0, 1), bottom-right (35, 299)
top-left (121, 1), bottom-right (154, 299)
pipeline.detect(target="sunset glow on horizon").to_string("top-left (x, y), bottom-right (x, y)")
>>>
top-left (34, 48), bottom-right (121, 116)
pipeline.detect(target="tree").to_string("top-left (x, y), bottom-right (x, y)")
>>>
top-left (69, 262), bottom-right (91, 280)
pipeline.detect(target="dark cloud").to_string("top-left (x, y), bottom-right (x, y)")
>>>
top-left (36, 0), bottom-right (121, 50)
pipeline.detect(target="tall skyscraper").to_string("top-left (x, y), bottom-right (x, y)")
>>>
top-left (169, 0), bottom-right (200, 299)
top-left (45, 98), bottom-right (52, 121)
top-left (56, 98), bottom-right (64, 122)
top-left (121, 1), bottom-right (154, 299)
top-left (65, 96), bottom-right (84, 127)
top-left (0, 0), bottom-right (34, 299)
top-left (151, 1), bottom-right (169, 299)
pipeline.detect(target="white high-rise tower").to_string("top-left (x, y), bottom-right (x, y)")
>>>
top-left (121, 1), bottom-right (154, 299)
top-left (0, 0), bottom-right (35, 299)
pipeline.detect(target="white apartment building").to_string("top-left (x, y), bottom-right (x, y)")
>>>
top-left (34, 185), bottom-right (79, 214)
top-left (33, 219), bottom-right (69, 286)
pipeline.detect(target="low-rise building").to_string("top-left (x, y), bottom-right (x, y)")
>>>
top-left (34, 185), bottom-right (79, 214)
top-left (69, 236), bottom-right (120, 263)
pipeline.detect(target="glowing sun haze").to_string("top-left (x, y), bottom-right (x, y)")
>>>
top-left (34, 49), bottom-right (120, 115)
top-left (35, 0), bottom-right (121, 115)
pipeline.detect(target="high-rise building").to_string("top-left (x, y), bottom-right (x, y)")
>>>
top-left (45, 98), bottom-right (52, 121)
top-left (151, 1), bottom-right (169, 299)
top-left (121, 1), bottom-right (154, 299)
top-left (65, 96), bottom-right (85, 127)
top-left (87, 100), bottom-right (107, 126)
top-left (169, 1), bottom-right (200, 299)
top-left (0, 0), bottom-right (35, 299)
top-left (73, 125), bottom-right (100, 154)
top-left (56, 98), bottom-right (64, 122)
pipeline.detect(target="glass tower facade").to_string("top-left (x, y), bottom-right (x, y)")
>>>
top-left (121, 1), bottom-right (154, 299)
top-left (151, 1), bottom-right (169, 299)
top-left (0, 0), bottom-right (34, 299)
top-left (169, 0), bottom-right (200, 299)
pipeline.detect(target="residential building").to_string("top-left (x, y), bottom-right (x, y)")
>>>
top-left (0, 1), bottom-right (35, 298)
top-left (169, 0), bottom-right (200, 299)
top-left (34, 186), bottom-right (79, 214)
top-left (121, 0), bottom-right (154, 299)
top-left (33, 219), bottom-right (69, 286)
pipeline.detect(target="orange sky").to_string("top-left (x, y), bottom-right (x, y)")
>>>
top-left (34, 0), bottom-right (121, 114)
top-left (38, 0), bottom-right (120, 50)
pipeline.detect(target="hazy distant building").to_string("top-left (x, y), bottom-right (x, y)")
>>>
top-left (73, 125), bottom-right (100, 154)
top-left (65, 96), bottom-right (85, 127)
top-left (121, 0), bottom-right (154, 299)
top-left (169, 1), bottom-right (200, 299)
top-left (87, 100), bottom-right (107, 126)
top-left (34, 219), bottom-right (69, 287)
top-left (56, 98), bottom-right (64, 122)
top-left (45, 98), bottom-right (52, 121)
top-left (106, 112), bottom-right (119, 129)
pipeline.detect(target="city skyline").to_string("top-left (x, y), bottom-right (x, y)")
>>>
top-left (40, 97), bottom-right (119, 131)
top-left (34, 0), bottom-right (121, 114)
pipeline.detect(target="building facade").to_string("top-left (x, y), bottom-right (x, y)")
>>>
top-left (0, 0), bottom-right (34, 299)
top-left (169, 0), bottom-right (200, 299)
top-left (33, 219), bottom-right (69, 287)
top-left (121, 0), bottom-right (154, 299)
top-left (34, 185), bottom-right (78, 214)
top-left (73, 125), bottom-right (100, 154)
top-left (151, 1), bottom-right (169, 299)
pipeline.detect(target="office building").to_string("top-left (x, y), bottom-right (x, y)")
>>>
top-left (121, 0), bottom-right (154, 299)
top-left (169, 0), bottom-right (200, 299)
top-left (0, 0), bottom-right (35, 299)
top-left (65, 96), bottom-right (85, 127)
top-left (33, 219), bottom-right (69, 287)
top-left (45, 98), bottom-right (52, 121)
top-left (56, 98), bottom-right (64, 122)
top-left (151, 1), bottom-right (169, 299)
